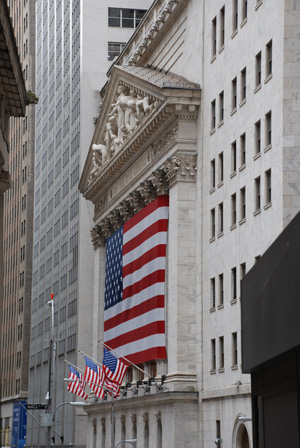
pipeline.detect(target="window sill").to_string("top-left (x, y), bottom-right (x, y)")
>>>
top-left (231, 29), bottom-right (238, 39)
top-left (210, 128), bottom-right (216, 136)
top-left (264, 73), bottom-right (272, 84)
top-left (264, 202), bottom-right (272, 210)
top-left (239, 98), bottom-right (246, 108)
top-left (230, 299), bottom-right (237, 305)
top-left (210, 55), bottom-right (217, 64)
top-left (230, 171), bottom-right (237, 179)
top-left (239, 164), bottom-right (246, 172)
top-left (210, 307), bottom-right (216, 313)
top-left (218, 367), bottom-right (225, 373)
top-left (264, 144), bottom-right (272, 153)
top-left (231, 365), bottom-right (238, 371)
top-left (209, 236), bottom-right (216, 243)
top-left (240, 18), bottom-right (248, 28)
top-left (217, 181), bottom-right (224, 188)
top-left (217, 231), bottom-right (224, 238)
top-left (218, 120), bottom-right (224, 128)
top-left (217, 304), bottom-right (224, 310)
top-left (209, 187), bottom-right (216, 194)
top-left (253, 152), bottom-right (261, 161)
top-left (210, 369), bottom-right (216, 375)
top-left (253, 209), bottom-right (261, 216)
top-left (239, 218), bottom-right (246, 225)
top-left (254, 84), bottom-right (262, 94)
top-left (255, 0), bottom-right (263, 10)
top-left (230, 107), bottom-right (237, 116)
top-left (230, 223), bottom-right (237, 231)
top-left (218, 45), bottom-right (225, 54)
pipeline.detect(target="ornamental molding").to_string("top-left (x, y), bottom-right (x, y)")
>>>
top-left (162, 153), bottom-right (197, 187)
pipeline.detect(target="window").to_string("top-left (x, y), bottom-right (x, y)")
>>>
top-left (218, 202), bottom-right (224, 234)
top-left (210, 159), bottom-right (216, 190)
top-left (220, 6), bottom-right (225, 48)
top-left (211, 339), bottom-right (216, 371)
top-left (240, 187), bottom-right (246, 220)
top-left (210, 208), bottom-right (216, 239)
top-left (108, 8), bottom-right (146, 28)
top-left (266, 40), bottom-right (272, 77)
top-left (232, 0), bottom-right (238, 32)
top-left (231, 77), bottom-right (237, 110)
top-left (211, 99), bottom-right (216, 130)
top-left (232, 332), bottom-right (238, 367)
top-left (240, 263), bottom-right (246, 289)
top-left (255, 120), bottom-right (261, 155)
top-left (218, 152), bottom-right (224, 184)
top-left (265, 110), bottom-right (272, 147)
top-left (219, 337), bottom-right (224, 369)
top-left (255, 176), bottom-right (261, 211)
top-left (212, 16), bottom-right (217, 57)
top-left (240, 133), bottom-right (246, 166)
top-left (231, 141), bottom-right (237, 173)
top-left (255, 51), bottom-right (262, 87)
top-left (211, 277), bottom-right (216, 309)
top-left (231, 193), bottom-right (237, 226)
top-left (241, 67), bottom-right (246, 101)
top-left (219, 91), bottom-right (224, 123)
top-left (216, 421), bottom-right (221, 448)
top-left (108, 42), bottom-right (126, 61)
top-left (231, 267), bottom-right (237, 302)
top-left (242, 0), bottom-right (248, 21)
top-left (265, 169), bottom-right (272, 204)
top-left (218, 274), bottom-right (224, 306)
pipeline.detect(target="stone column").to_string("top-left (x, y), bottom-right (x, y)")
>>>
top-left (163, 153), bottom-right (197, 390)
top-left (0, 169), bottom-right (10, 352)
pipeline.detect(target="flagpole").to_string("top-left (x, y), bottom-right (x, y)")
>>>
top-left (62, 358), bottom-right (85, 375)
top-left (78, 349), bottom-right (103, 367)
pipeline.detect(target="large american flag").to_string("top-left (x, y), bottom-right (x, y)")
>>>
top-left (67, 365), bottom-right (88, 400)
top-left (104, 195), bottom-right (169, 365)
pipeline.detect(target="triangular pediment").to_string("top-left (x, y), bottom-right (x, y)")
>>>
top-left (79, 65), bottom-right (200, 200)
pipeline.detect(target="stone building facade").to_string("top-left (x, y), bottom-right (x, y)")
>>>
top-left (79, 0), bottom-right (300, 447)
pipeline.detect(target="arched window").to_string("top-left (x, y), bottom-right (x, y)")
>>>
top-left (236, 423), bottom-right (250, 448)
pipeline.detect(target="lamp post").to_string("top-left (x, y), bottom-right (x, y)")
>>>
top-left (51, 402), bottom-right (86, 445)
top-left (115, 439), bottom-right (138, 447)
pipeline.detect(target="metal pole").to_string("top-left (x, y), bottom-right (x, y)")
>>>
top-left (47, 292), bottom-right (55, 447)
top-left (111, 395), bottom-right (115, 448)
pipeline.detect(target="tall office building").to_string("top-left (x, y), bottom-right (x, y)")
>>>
top-left (27, 2), bottom-right (152, 447)
top-left (0, 0), bottom-right (35, 446)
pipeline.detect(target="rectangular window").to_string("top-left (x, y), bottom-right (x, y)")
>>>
top-left (240, 262), bottom-right (246, 281)
top-left (231, 141), bottom-right (237, 173)
top-left (265, 169), bottom-right (272, 204)
top-left (255, 120), bottom-right (261, 154)
top-left (211, 277), bottom-right (216, 309)
top-left (212, 16), bottom-right (217, 57)
top-left (108, 8), bottom-right (146, 28)
top-left (218, 152), bottom-right (224, 184)
top-left (255, 176), bottom-right (261, 211)
top-left (210, 159), bottom-right (216, 190)
top-left (219, 336), bottom-right (224, 369)
top-left (108, 42), bottom-right (126, 61)
top-left (218, 274), bottom-right (224, 306)
top-left (240, 187), bottom-right (246, 220)
top-left (219, 91), bottom-right (224, 123)
top-left (255, 51), bottom-right (262, 87)
top-left (211, 99), bottom-right (216, 130)
top-left (218, 202), bottom-right (224, 234)
top-left (231, 77), bottom-right (237, 110)
top-left (233, 0), bottom-right (238, 32)
top-left (240, 133), bottom-right (246, 166)
top-left (211, 339), bottom-right (216, 371)
top-left (220, 6), bottom-right (225, 48)
top-left (231, 193), bottom-right (236, 226)
top-left (216, 421), bottom-right (221, 448)
top-left (241, 67), bottom-right (246, 101)
top-left (242, 0), bottom-right (248, 21)
top-left (231, 267), bottom-right (237, 302)
top-left (266, 40), bottom-right (272, 77)
top-left (232, 332), bottom-right (238, 366)
top-left (265, 110), bottom-right (272, 146)
top-left (211, 208), bottom-right (216, 239)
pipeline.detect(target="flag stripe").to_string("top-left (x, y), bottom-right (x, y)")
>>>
top-left (107, 334), bottom-right (167, 360)
top-left (123, 220), bottom-right (168, 256)
top-left (123, 232), bottom-right (167, 266)
top-left (123, 270), bottom-right (166, 300)
top-left (122, 244), bottom-right (167, 278)
top-left (105, 321), bottom-right (166, 350)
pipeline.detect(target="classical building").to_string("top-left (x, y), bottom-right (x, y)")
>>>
top-left (0, 0), bottom-right (31, 446)
top-left (27, 2), bottom-right (152, 448)
top-left (79, 0), bottom-right (300, 447)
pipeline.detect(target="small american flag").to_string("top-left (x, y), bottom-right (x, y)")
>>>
top-left (67, 365), bottom-right (88, 400)
top-left (83, 357), bottom-right (105, 399)
top-left (103, 348), bottom-right (127, 394)
top-left (104, 195), bottom-right (169, 365)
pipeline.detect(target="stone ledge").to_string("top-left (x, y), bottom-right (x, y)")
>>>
top-left (201, 384), bottom-right (251, 401)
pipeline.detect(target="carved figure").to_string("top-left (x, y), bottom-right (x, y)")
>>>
top-left (90, 143), bottom-right (108, 178)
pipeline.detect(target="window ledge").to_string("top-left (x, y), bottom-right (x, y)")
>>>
top-left (230, 223), bottom-right (237, 231)
top-left (230, 299), bottom-right (237, 305)
top-left (239, 164), bottom-right (246, 172)
top-left (239, 98), bottom-right (246, 108)
top-left (217, 231), bottom-right (224, 238)
top-left (217, 304), bottom-right (224, 310)
top-left (218, 120), bottom-right (224, 128)
top-left (230, 107), bottom-right (237, 116)
top-left (264, 73), bottom-right (272, 84)
top-left (264, 202), bottom-right (272, 210)
top-left (240, 18), bottom-right (248, 28)
top-left (264, 144), bottom-right (272, 153)
top-left (209, 236), bottom-right (216, 243)
top-left (218, 367), bottom-right (225, 373)
top-left (231, 365), bottom-right (238, 371)
top-left (255, 0), bottom-right (263, 10)
top-left (210, 369), bottom-right (216, 375)
top-left (231, 29), bottom-right (238, 39)
top-left (210, 128), bottom-right (216, 136)
top-left (230, 171), bottom-right (237, 179)
top-left (217, 181), bottom-right (224, 188)
top-left (210, 55), bottom-right (217, 64)
top-left (209, 187), bottom-right (216, 194)
top-left (253, 152), bottom-right (261, 161)
top-left (218, 45), bottom-right (225, 54)
top-left (239, 218), bottom-right (246, 225)
top-left (254, 84), bottom-right (262, 94)
top-left (253, 209), bottom-right (261, 216)
top-left (210, 307), bottom-right (216, 313)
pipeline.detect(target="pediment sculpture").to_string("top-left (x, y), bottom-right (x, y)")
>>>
top-left (89, 84), bottom-right (159, 184)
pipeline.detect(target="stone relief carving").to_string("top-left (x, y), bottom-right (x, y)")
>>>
top-left (88, 84), bottom-right (158, 184)
top-left (163, 154), bottom-right (197, 187)
top-left (150, 123), bottom-right (178, 158)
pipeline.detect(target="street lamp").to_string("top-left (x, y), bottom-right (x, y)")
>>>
top-left (115, 439), bottom-right (138, 447)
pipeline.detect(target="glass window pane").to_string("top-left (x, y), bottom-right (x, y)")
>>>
top-left (122, 18), bottom-right (134, 28)
top-left (122, 9), bottom-right (135, 19)
top-left (108, 8), bottom-right (120, 18)
top-left (109, 17), bottom-right (120, 27)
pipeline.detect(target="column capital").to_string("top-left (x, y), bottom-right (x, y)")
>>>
top-left (163, 153), bottom-right (197, 187)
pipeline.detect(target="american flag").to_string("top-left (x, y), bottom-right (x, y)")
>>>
top-left (103, 348), bottom-right (127, 395)
top-left (67, 365), bottom-right (88, 400)
top-left (104, 195), bottom-right (169, 365)
top-left (83, 357), bottom-right (105, 399)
